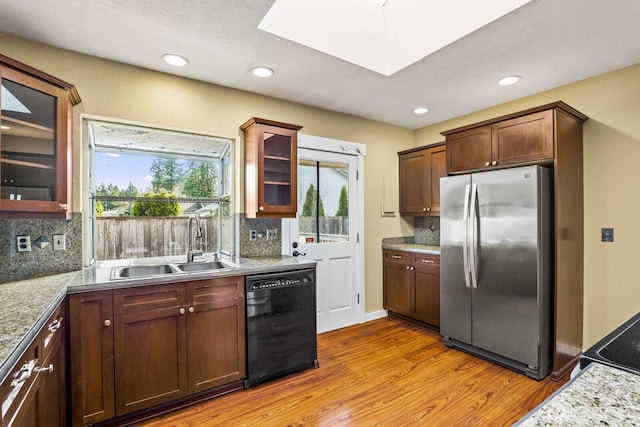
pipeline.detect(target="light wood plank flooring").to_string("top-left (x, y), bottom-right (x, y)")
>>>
top-left (138, 318), bottom-right (567, 426)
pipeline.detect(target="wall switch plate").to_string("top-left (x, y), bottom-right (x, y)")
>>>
top-left (17, 235), bottom-right (31, 252)
top-left (266, 229), bottom-right (278, 240)
top-left (601, 228), bottom-right (614, 242)
top-left (249, 229), bottom-right (257, 241)
top-left (53, 234), bottom-right (66, 250)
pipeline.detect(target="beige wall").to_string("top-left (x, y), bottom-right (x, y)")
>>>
top-left (0, 35), bottom-right (414, 314)
top-left (415, 63), bottom-right (640, 348)
top-left (4, 34), bottom-right (638, 347)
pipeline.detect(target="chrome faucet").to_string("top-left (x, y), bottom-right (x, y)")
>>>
top-left (186, 215), bottom-right (203, 262)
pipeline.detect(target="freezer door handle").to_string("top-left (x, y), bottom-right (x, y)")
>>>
top-left (469, 183), bottom-right (479, 288)
top-left (462, 184), bottom-right (471, 288)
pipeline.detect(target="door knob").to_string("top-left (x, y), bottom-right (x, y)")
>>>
top-left (292, 250), bottom-right (306, 257)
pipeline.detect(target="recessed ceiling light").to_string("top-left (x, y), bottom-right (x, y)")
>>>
top-left (162, 54), bottom-right (189, 67)
top-left (252, 67), bottom-right (275, 78)
top-left (413, 107), bottom-right (429, 114)
top-left (498, 75), bottom-right (521, 86)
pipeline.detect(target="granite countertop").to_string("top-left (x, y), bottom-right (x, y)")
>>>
top-left (517, 363), bottom-right (640, 426)
top-left (0, 254), bottom-right (316, 383)
top-left (381, 242), bottom-right (441, 255)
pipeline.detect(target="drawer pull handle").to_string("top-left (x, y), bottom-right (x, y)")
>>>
top-left (10, 360), bottom-right (35, 388)
top-left (421, 259), bottom-right (435, 264)
top-left (34, 364), bottom-right (54, 374)
top-left (48, 319), bottom-right (61, 332)
top-left (391, 255), bottom-right (402, 259)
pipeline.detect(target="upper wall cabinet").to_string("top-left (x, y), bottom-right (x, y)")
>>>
top-left (242, 117), bottom-right (302, 218)
top-left (0, 53), bottom-right (81, 219)
top-left (443, 108), bottom-right (556, 174)
top-left (398, 142), bottom-right (446, 216)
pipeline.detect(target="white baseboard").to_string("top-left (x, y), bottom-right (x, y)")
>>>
top-left (363, 309), bottom-right (388, 323)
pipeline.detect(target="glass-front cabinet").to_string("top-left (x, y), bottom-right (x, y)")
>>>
top-left (242, 117), bottom-right (302, 218)
top-left (0, 53), bottom-right (80, 219)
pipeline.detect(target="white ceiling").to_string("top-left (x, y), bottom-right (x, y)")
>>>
top-left (1, 0), bottom-right (639, 130)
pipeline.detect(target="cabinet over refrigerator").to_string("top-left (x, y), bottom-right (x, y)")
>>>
top-left (440, 165), bottom-right (553, 380)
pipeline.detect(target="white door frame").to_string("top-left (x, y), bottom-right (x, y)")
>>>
top-left (282, 134), bottom-right (366, 328)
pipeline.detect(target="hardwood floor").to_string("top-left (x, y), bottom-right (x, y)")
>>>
top-left (138, 318), bottom-right (568, 426)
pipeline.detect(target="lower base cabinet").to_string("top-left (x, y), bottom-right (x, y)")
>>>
top-left (1, 302), bottom-right (66, 427)
top-left (69, 276), bottom-right (245, 426)
top-left (383, 249), bottom-right (440, 329)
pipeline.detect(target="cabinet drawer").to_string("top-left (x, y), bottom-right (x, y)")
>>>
top-left (383, 250), bottom-right (411, 265)
top-left (412, 254), bottom-right (440, 273)
top-left (114, 283), bottom-right (185, 316)
top-left (188, 276), bottom-right (244, 304)
top-left (41, 302), bottom-right (65, 358)
top-left (1, 336), bottom-right (40, 426)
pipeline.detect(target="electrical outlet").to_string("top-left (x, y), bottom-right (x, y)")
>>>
top-left (249, 229), bottom-right (257, 241)
top-left (266, 229), bottom-right (278, 240)
top-left (16, 235), bottom-right (31, 252)
top-left (53, 234), bottom-right (66, 250)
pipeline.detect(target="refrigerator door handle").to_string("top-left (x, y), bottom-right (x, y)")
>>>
top-left (469, 183), bottom-right (479, 288)
top-left (462, 184), bottom-right (471, 288)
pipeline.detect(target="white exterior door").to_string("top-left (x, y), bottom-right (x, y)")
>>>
top-left (283, 136), bottom-right (365, 334)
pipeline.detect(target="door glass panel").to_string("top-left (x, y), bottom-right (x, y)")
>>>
top-left (263, 132), bottom-right (291, 206)
top-left (1, 79), bottom-right (57, 201)
top-left (298, 159), bottom-right (349, 244)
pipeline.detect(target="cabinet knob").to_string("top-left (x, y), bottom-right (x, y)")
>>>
top-left (104, 319), bottom-right (111, 327)
top-left (406, 266), bottom-right (411, 270)
top-left (422, 207), bottom-right (427, 212)
top-left (485, 161), bottom-right (490, 167)
top-left (491, 160), bottom-right (497, 166)
top-left (179, 307), bottom-right (186, 315)
top-left (426, 207), bottom-right (431, 212)
top-left (59, 204), bottom-right (68, 211)
top-left (188, 306), bottom-right (195, 313)
top-left (259, 206), bottom-right (264, 212)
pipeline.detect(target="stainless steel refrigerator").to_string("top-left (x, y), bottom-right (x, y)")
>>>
top-left (440, 165), bottom-right (553, 380)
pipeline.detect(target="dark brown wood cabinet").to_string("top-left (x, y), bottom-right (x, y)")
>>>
top-left (241, 117), bottom-right (302, 218)
top-left (113, 283), bottom-right (188, 415)
top-left (441, 101), bottom-right (588, 380)
top-left (383, 249), bottom-right (440, 329)
top-left (69, 276), bottom-right (245, 426)
top-left (1, 301), bottom-right (66, 427)
top-left (69, 291), bottom-right (115, 426)
top-left (0, 53), bottom-right (80, 219)
top-left (398, 143), bottom-right (446, 216)
top-left (444, 110), bottom-right (553, 174)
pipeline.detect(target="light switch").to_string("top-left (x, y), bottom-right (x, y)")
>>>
top-left (601, 228), bottom-right (614, 242)
top-left (53, 234), bottom-right (66, 250)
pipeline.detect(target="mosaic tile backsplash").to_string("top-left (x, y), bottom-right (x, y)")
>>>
top-left (0, 213), bottom-right (83, 284)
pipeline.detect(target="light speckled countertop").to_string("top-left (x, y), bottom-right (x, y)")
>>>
top-left (517, 363), bottom-right (640, 426)
top-left (0, 254), bottom-right (315, 383)
top-left (382, 243), bottom-right (441, 254)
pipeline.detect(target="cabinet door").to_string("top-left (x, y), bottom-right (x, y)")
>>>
top-left (411, 255), bottom-right (440, 326)
top-left (113, 284), bottom-right (188, 415)
top-left (446, 125), bottom-right (492, 173)
top-left (69, 291), bottom-right (115, 427)
top-left (258, 124), bottom-right (298, 217)
top-left (186, 276), bottom-right (245, 394)
top-left (383, 251), bottom-right (412, 315)
top-left (38, 303), bottom-right (66, 427)
top-left (491, 110), bottom-right (554, 167)
top-left (399, 150), bottom-right (428, 215)
top-left (426, 145), bottom-right (447, 216)
top-left (0, 65), bottom-right (74, 219)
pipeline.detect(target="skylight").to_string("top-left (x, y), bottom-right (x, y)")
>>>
top-left (259, 0), bottom-right (533, 76)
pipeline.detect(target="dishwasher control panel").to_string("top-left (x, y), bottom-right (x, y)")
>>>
top-left (246, 269), bottom-right (315, 291)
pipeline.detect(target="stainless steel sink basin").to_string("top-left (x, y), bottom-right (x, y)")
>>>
top-left (111, 264), bottom-right (179, 279)
top-left (176, 261), bottom-right (231, 272)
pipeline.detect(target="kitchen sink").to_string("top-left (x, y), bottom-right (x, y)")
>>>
top-left (111, 264), bottom-right (179, 279)
top-left (176, 260), bottom-right (231, 272)
top-left (109, 258), bottom-right (239, 280)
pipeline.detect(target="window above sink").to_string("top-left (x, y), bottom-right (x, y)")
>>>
top-left (84, 118), bottom-right (235, 265)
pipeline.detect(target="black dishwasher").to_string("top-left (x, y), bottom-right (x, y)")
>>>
top-left (244, 268), bottom-right (319, 388)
